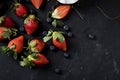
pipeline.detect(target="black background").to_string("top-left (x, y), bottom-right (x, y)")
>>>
top-left (0, 0), bottom-right (120, 80)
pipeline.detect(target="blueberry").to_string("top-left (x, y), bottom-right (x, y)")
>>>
top-left (64, 53), bottom-right (70, 58)
top-left (49, 45), bottom-right (56, 51)
top-left (54, 69), bottom-right (62, 74)
top-left (67, 32), bottom-right (73, 37)
top-left (42, 31), bottom-right (47, 36)
top-left (87, 34), bottom-right (96, 40)
top-left (29, 9), bottom-right (35, 14)
top-left (46, 18), bottom-right (52, 23)
top-left (63, 25), bottom-right (70, 31)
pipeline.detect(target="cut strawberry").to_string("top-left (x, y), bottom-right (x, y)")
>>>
top-left (52, 5), bottom-right (71, 19)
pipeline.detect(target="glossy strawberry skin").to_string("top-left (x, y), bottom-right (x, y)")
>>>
top-left (52, 38), bottom-right (67, 52)
top-left (8, 35), bottom-right (24, 53)
top-left (15, 3), bottom-right (28, 17)
top-left (24, 14), bottom-right (38, 35)
top-left (32, 54), bottom-right (49, 67)
top-left (0, 16), bottom-right (15, 28)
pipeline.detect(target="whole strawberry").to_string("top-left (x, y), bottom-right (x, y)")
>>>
top-left (24, 14), bottom-right (38, 35)
top-left (0, 16), bottom-right (15, 28)
top-left (27, 39), bottom-right (45, 53)
top-left (20, 53), bottom-right (49, 68)
top-left (1, 35), bottom-right (24, 59)
top-left (13, 3), bottom-right (28, 17)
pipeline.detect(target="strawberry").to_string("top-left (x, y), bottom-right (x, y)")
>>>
top-left (0, 27), bottom-right (17, 41)
top-left (0, 35), bottom-right (24, 59)
top-left (8, 35), bottom-right (24, 53)
top-left (14, 3), bottom-right (28, 17)
top-left (31, 0), bottom-right (43, 9)
top-left (24, 14), bottom-right (39, 35)
top-left (51, 5), bottom-right (71, 19)
top-left (43, 30), bottom-right (67, 52)
top-left (20, 53), bottom-right (49, 67)
top-left (52, 32), bottom-right (67, 51)
top-left (0, 16), bottom-right (15, 28)
top-left (27, 39), bottom-right (45, 53)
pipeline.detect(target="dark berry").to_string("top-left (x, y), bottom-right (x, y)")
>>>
top-left (42, 31), bottom-right (47, 36)
top-left (46, 18), bottom-right (52, 23)
top-left (67, 32), bottom-right (73, 37)
top-left (87, 34), bottom-right (96, 40)
top-left (29, 9), bottom-right (35, 14)
top-left (63, 25), bottom-right (70, 31)
top-left (49, 45), bottom-right (56, 51)
top-left (64, 53), bottom-right (70, 58)
top-left (54, 69), bottom-right (62, 74)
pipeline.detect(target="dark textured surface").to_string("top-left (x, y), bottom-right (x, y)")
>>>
top-left (0, 0), bottom-right (120, 80)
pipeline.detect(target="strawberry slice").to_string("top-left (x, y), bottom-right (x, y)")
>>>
top-left (24, 14), bottom-right (39, 35)
top-left (52, 5), bottom-right (71, 19)
top-left (31, 0), bottom-right (43, 9)
top-left (27, 39), bottom-right (45, 53)
top-left (0, 16), bottom-right (15, 28)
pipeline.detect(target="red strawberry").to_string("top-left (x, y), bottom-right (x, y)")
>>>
top-left (1, 35), bottom-right (24, 59)
top-left (24, 14), bottom-right (38, 35)
top-left (31, 0), bottom-right (43, 9)
top-left (27, 39), bottom-right (45, 53)
top-left (0, 16), bottom-right (15, 28)
top-left (0, 27), bottom-right (17, 41)
top-left (20, 53), bottom-right (49, 67)
top-left (52, 5), bottom-right (71, 19)
top-left (14, 3), bottom-right (28, 17)
top-left (8, 35), bottom-right (24, 53)
top-left (43, 30), bottom-right (67, 51)
top-left (52, 32), bottom-right (67, 51)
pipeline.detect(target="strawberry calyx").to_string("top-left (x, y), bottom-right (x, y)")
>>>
top-left (27, 40), bottom-right (39, 53)
top-left (24, 14), bottom-right (36, 24)
top-left (0, 27), bottom-right (17, 39)
top-left (0, 43), bottom-right (18, 60)
top-left (20, 53), bottom-right (40, 68)
top-left (0, 16), bottom-right (5, 24)
top-left (43, 30), bottom-right (65, 43)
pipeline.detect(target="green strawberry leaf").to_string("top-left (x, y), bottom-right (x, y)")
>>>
top-left (29, 41), bottom-right (36, 47)
top-left (13, 53), bottom-right (17, 60)
top-left (52, 19), bottom-right (57, 27)
top-left (53, 32), bottom-right (65, 42)
top-left (43, 36), bottom-right (52, 42)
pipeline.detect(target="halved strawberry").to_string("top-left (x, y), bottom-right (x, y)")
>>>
top-left (43, 30), bottom-right (67, 52)
top-left (0, 27), bottom-right (17, 41)
top-left (27, 39), bottom-right (45, 53)
top-left (51, 5), bottom-right (71, 19)
top-left (13, 3), bottom-right (28, 17)
top-left (31, 0), bottom-right (43, 9)
top-left (0, 16), bottom-right (15, 28)
top-left (24, 14), bottom-right (39, 35)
